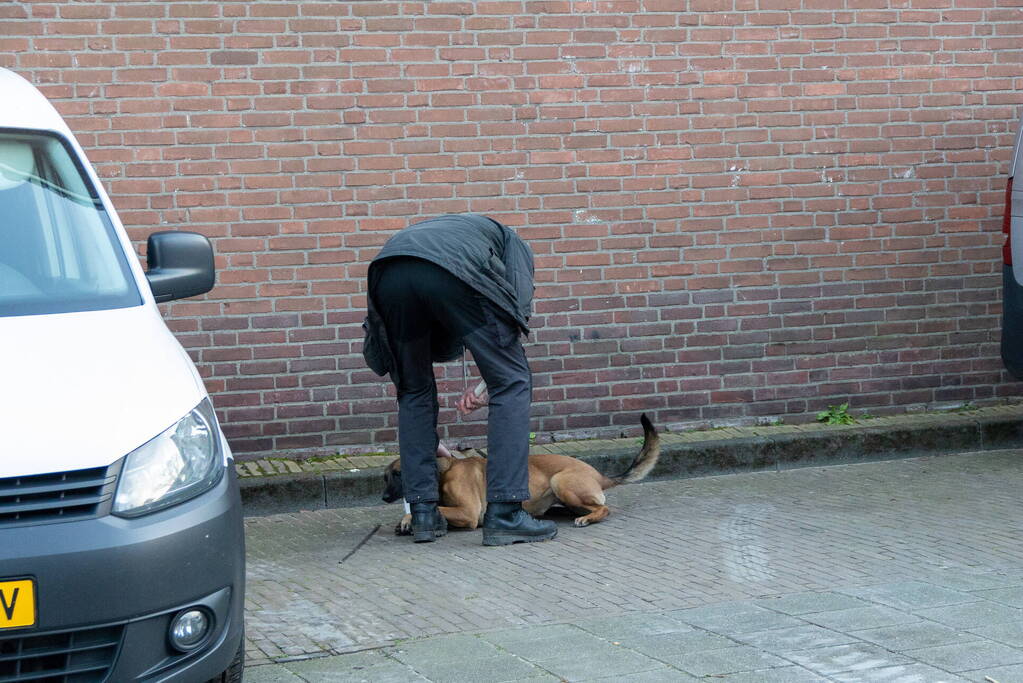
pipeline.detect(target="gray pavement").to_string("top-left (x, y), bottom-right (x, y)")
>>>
top-left (242, 449), bottom-right (1023, 682)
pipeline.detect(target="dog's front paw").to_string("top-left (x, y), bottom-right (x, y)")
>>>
top-left (394, 513), bottom-right (413, 536)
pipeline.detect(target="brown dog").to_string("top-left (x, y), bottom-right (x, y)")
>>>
top-left (382, 414), bottom-right (660, 533)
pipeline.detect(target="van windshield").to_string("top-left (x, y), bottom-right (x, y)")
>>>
top-left (0, 129), bottom-right (141, 317)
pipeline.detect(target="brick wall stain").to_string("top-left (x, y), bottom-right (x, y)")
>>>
top-left (5, 1), bottom-right (1023, 457)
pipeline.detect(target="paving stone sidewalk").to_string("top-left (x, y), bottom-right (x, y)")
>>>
top-left (242, 447), bottom-right (1023, 682)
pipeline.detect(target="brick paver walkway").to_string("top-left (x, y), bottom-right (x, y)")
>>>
top-left (243, 448), bottom-right (1023, 681)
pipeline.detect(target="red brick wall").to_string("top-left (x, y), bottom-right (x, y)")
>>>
top-left (5, 1), bottom-right (1023, 457)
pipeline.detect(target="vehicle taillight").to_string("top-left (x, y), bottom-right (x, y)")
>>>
top-left (1004, 176), bottom-right (1013, 266)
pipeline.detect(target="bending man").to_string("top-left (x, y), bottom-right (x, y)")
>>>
top-left (363, 213), bottom-right (557, 546)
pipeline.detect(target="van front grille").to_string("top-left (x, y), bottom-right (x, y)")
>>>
top-left (0, 624), bottom-right (123, 682)
top-left (0, 466), bottom-right (118, 529)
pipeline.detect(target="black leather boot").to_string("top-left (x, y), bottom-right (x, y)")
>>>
top-left (410, 502), bottom-right (447, 543)
top-left (482, 502), bottom-right (557, 546)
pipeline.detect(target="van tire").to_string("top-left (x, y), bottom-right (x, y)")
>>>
top-left (208, 635), bottom-right (244, 683)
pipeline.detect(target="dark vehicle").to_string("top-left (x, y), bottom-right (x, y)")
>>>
top-left (1002, 113), bottom-right (1023, 379)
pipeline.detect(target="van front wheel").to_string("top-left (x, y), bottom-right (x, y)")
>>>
top-left (208, 635), bottom-right (244, 683)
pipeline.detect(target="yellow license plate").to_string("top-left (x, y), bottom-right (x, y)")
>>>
top-left (0, 579), bottom-right (35, 630)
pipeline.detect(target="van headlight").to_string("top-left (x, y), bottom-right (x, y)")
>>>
top-left (112, 399), bottom-right (225, 517)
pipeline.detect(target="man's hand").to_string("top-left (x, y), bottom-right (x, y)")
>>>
top-left (457, 381), bottom-right (489, 415)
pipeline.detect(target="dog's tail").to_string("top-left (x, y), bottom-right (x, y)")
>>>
top-left (608, 414), bottom-right (660, 485)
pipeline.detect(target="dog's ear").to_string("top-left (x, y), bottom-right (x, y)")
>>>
top-left (436, 454), bottom-right (453, 474)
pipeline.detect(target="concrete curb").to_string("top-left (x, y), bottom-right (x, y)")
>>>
top-left (238, 405), bottom-right (1023, 516)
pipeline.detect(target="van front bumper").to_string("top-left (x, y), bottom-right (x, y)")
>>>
top-left (0, 465), bottom-right (245, 682)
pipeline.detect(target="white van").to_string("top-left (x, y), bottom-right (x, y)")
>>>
top-left (0, 70), bottom-right (244, 681)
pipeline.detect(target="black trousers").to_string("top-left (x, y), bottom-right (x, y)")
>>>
top-left (373, 257), bottom-right (532, 504)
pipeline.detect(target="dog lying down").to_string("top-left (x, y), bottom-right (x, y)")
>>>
top-left (382, 414), bottom-right (660, 534)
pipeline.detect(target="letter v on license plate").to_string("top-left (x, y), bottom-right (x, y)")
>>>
top-left (0, 579), bottom-right (35, 630)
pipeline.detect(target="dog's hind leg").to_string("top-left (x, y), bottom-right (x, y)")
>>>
top-left (439, 504), bottom-right (482, 529)
top-left (570, 503), bottom-right (610, 527)
top-left (550, 474), bottom-right (611, 527)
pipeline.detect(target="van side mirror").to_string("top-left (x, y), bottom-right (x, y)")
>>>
top-left (145, 231), bottom-right (215, 303)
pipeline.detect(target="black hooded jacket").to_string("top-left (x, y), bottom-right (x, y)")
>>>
top-left (362, 214), bottom-right (535, 382)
